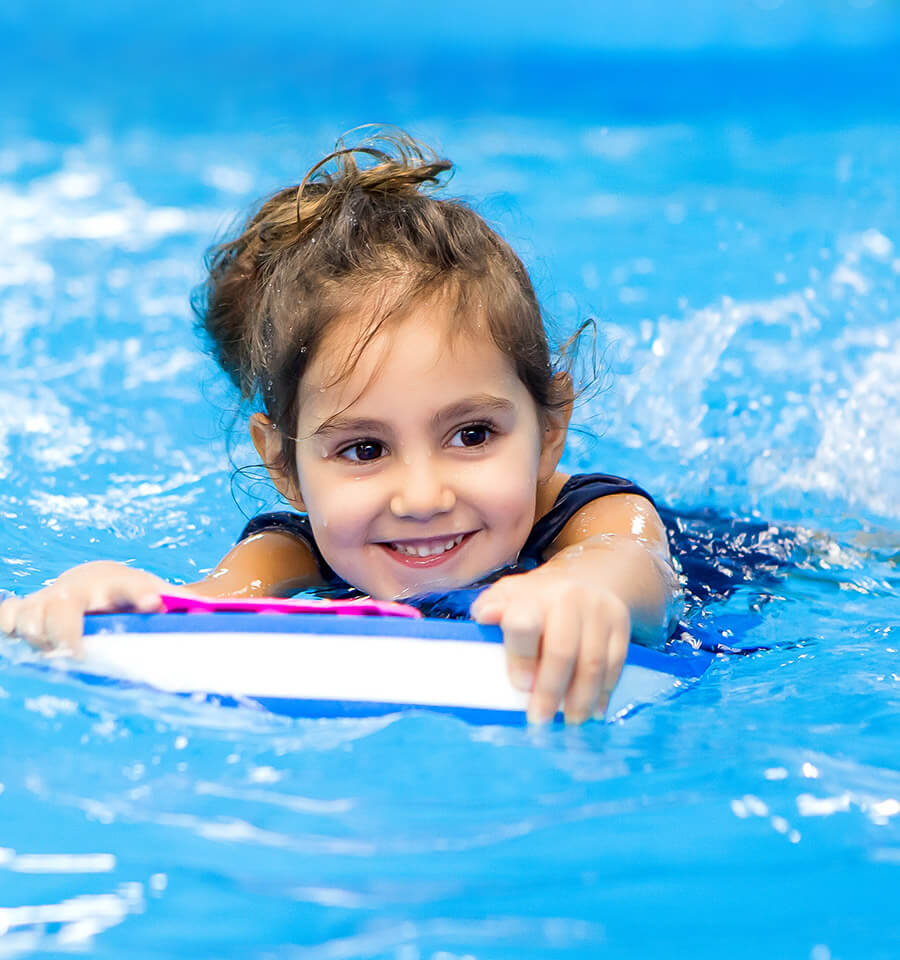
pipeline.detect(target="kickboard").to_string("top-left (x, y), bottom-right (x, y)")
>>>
top-left (69, 607), bottom-right (714, 724)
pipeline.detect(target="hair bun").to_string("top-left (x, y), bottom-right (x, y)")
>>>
top-left (290, 127), bottom-right (452, 239)
top-left (235, 128), bottom-right (453, 256)
top-left (319, 125), bottom-right (451, 191)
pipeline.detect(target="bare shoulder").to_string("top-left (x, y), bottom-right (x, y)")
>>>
top-left (547, 493), bottom-right (670, 559)
top-left (187, 529), bottom-right (324, 598)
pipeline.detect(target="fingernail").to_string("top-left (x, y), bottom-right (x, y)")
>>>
top-left (510, 667), bottom-right (534, 692)
top-left (565, 711), bottom-right (588, 726)
top-left (527, 707), bottom-right (551, 726)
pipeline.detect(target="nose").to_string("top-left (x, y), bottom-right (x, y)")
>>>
top-left (389, 456), bottom-right (456, 520)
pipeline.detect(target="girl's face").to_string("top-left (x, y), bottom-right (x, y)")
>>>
top-left (260, 299), bottom-right (568, 600)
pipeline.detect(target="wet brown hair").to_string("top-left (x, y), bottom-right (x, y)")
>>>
top-left (194, 127), bottom-right (574, 482)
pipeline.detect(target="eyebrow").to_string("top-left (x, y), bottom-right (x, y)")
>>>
top-left (431, 395), bottom-right (515, 428)
top-left (312, 394), bottom-right (516, 437)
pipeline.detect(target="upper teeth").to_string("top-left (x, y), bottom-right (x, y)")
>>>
top-left (391, 534), bottom-right (464, 557)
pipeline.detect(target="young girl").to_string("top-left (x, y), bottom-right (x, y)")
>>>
top-left (0, 130), bottom-right (680, 725)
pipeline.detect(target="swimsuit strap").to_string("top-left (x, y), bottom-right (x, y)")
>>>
top-left (518, 473), bottom-right (654, 564)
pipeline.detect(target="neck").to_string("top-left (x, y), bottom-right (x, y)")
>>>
top-left (533, 471), bottom-right (569, 525)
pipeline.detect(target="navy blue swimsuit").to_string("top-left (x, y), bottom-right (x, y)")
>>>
top-left (239, 472), bottom-right (653, 599)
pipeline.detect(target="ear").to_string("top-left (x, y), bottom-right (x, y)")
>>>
top-left (537, 373), bottom-right (573, 483)
top-left (249, 413), bottom-right (306, 511)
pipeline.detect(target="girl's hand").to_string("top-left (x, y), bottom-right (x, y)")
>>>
top-left (470, 570), bottom-right (631, 726)
top-left (0, 561), bottom-right (167, 657)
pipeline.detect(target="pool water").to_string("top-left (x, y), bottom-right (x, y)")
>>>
top-left (1, 3), bottom-right (899, 956)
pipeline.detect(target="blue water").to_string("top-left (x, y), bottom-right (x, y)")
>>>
top-left (1, 2), bottom-right (899, 956)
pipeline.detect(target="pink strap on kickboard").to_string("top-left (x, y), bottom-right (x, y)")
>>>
top-left (158, 592), bottom-right (423, 619)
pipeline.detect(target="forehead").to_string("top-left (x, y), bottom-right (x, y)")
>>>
top-left (297, 298), bottom-right (525, 424)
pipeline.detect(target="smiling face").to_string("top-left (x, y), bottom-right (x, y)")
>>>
top-left (256, 295), bottom-right (568, 600)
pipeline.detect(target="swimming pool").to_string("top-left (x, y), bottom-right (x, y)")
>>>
top-left (1, 2), bottom-right (899, 956)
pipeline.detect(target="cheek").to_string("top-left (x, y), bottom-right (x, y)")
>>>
top-left (297, 460), bottom-right (381, 544)
top-left (465, 442), bottom-right (540, 531)
top-left (493, 478), bottom-right (539, 539)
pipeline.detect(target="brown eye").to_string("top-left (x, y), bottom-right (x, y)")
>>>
top-left (450, 424), bottom-right (491, 448)
top-left (340, 440), bottom-right (384, 462)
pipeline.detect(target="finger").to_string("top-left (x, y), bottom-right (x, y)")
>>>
top-left (499, 597), bottom-right (544, 693)
top-left (528, 601), bottom-right (580, 725)
top-left (563, 605), bottom-right (608, 725)
top-left (44, 600), bottom-right (85, 658)
top-left (15, 599), bottom-right (50, 651)
top-left (0, 597), bottom-right (21, 636)
top-left (133, 592), bottom-right (164, 613)
top-left (469, 581), bottom-right (510, 623)
top-left (90, 577), bottom-right (159, 614)
top-left (593, 619), bottom-right (630, 721)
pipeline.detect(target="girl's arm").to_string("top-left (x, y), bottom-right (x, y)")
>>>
top-left (0, 530), bottom-right (323, 654)
top-left (183, 530), bottom-right (324, 598)
top-left (471, 493), bottom-right (681, 726)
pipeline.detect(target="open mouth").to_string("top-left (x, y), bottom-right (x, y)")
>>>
top-left (377, 532), bottom-right (473, 567)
